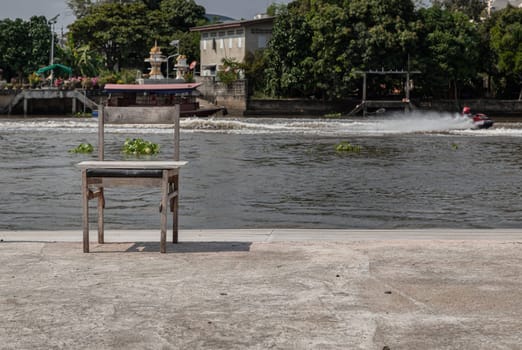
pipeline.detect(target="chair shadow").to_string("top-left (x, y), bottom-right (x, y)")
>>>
top-left (124, 241), bottom-right (253, 253)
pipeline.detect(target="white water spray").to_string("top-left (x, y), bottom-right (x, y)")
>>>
top-left (0, 112), bottom-right (517, 137)
top-left (359, 111), bottom-right (474, 134)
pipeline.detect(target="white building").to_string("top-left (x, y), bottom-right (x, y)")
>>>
top-left (486, 0), bottom-right (522, 15)
top-left (190, 16), bottom-right (274, 77)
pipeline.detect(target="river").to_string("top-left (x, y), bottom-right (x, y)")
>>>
top-left (1, 111), bottom-right (522, 231)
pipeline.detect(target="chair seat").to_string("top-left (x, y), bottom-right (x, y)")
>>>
top-left (86, 168), bottom-right (164, 178)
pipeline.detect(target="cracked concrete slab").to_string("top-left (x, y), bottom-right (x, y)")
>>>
top-left (0, 236), bottom-right (521, 349)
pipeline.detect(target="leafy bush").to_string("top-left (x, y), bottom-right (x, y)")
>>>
top-left (97, 70), bottom-right (119, 88)
top-left (217, 57), bottom-right (242, 86)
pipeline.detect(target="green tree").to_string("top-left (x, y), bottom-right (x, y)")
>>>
top-left (0, 16), bottom-right (52, 82)
top-left (66, 0), bottom-right (95, 18)
top-left (27, 17), bottom-right (54, 75)
top-left (489, 6), bottom-right (522, 100)
top-left (243, 50), bottom-right (268, 97)
top-left (266, 3), bottom-right (287, 16)
top-left (69, 2), bottom-right (152, 71)
top-left (336, 0), bottom-right (418, 99)
top-left (264, 0), bottom-right (418, 99)
top-left (347, 0), bottom-right (418, 69)
top-left (153, 0), bottom-right (206, 32)
top-left (306, 1), bottom-right (354, 99)
top-left (69, 0), bottom-right (205, 73)
top-left (61, 33), bottom-right (103, 77)
top-left (432, 0), bottom-right (486, 21)
top-left (146, 0), bottom-right (207, 62)
top-left (66, 0), bottom-right (156, 18)
top-left (415, 6), bottom-right (480, 99)
top-left (264, 4), bottom-right (314, 97)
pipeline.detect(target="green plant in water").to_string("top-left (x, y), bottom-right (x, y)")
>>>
top-left (336, 141), bottom-right (362, 153)
top-left (324, 112), bottom-right (341, 119)
top-left (122, 138), bottom-right (160, 156)
top-left (74, 112), bottom-right (92, 118)
top-left (69, 143), bottom-right (94, 153)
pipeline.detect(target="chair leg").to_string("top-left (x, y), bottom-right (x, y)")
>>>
top-left (171, 197), bottom-right (178, 244)
top-left (97, 187), bottom-right (104, 244)
top-left (82, 171), bottom-right (89, 253)
top-left (171, 177), bottom-right (179, 244)
top-left (160, 171), bottom-right (169, 253)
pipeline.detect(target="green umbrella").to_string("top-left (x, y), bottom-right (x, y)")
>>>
top-left (36, 64), bottom-right (73, 76)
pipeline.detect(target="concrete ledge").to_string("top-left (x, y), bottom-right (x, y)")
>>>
top-left (2, 228), bottom-right (522, 243)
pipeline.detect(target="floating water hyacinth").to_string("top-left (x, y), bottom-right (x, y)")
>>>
top-left (335, 141), bottom-right (362, 153)
top-left (324, 112), bottom-right (342, 119)
top-left (122, 138), bottom-right (160, 156)
top-left (69, 143), bottom-right (94, 154)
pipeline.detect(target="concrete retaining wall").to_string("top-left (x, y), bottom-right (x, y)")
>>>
top-left (195, 77), bottom-right (247, 115)
top-left (417, 99), bottom-right (522, 115)
top-left (247, 98), bottom-right (522, 116)
top-left (0, 94), bottom-right (15, 108)
top-left (246, 99), bottom-right (358, 116)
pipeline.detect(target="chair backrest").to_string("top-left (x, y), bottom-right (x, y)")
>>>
top-left (98, 105), bottom-right (180, 161)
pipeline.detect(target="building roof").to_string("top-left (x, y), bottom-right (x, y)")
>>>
top-left (190, 16), bottom-right (274, 32)
top-left (204, 14), bottom-right (237, 22)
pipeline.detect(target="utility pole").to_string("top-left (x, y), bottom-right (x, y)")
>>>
top-left (48, 14), bottom-right (59, 87)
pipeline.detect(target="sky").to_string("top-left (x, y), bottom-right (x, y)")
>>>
top-left (0, 0), bottom-right (292, 31)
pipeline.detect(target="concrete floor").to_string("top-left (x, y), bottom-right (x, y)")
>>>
top-left (1, 229), bottom-right (521, 349)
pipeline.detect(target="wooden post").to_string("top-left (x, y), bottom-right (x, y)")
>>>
top-left (23, 97), bottom-right (28, 117)
top-left (97, 188), bottom-right (104, 244)
top-left (172, 176), bottom-right (179, 244)
top-left (174, 104), bottom-right (180, 161)
top-left (160, 170), bottom-right (169, 253)
top-left (172, 104), bottom-right (180, 244)
top-left (98, 105), bottom-right (104, 161)
top-left (362, 73), bottom-right (367, 117)
top-left (72, 97), bottom-right (77, 115)
top-left (82, 170), bottom-right (89, 253)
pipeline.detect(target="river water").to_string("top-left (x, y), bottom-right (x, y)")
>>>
top-left (1, 111), bottom-right (522, 231)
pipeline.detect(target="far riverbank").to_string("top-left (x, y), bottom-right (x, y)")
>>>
top-left (1, 88), bottom-right (521, 116)
top-left (245, 98), bottom-right (522, 117)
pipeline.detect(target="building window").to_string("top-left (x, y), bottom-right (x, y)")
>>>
top-left (218, 31), bottom-right (225, 37)
top-left (202, 33), bottom-right (209, 38)
top-left (210, 32), bottom-right (217, 37)
top-left (236, 29), bottom-right (244, 35)
top-left (258, 35), bottom-right (268, 48)
top-left (227, 30), bottom-right (235, 36)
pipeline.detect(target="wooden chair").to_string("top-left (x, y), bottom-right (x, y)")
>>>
top-left (77, 105), bottom-right (187, 253)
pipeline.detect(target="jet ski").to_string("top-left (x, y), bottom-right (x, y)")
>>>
top-left (462, 106), bottom-right (494, 129)
top-left (470, 113), bottom-right (494, 129)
